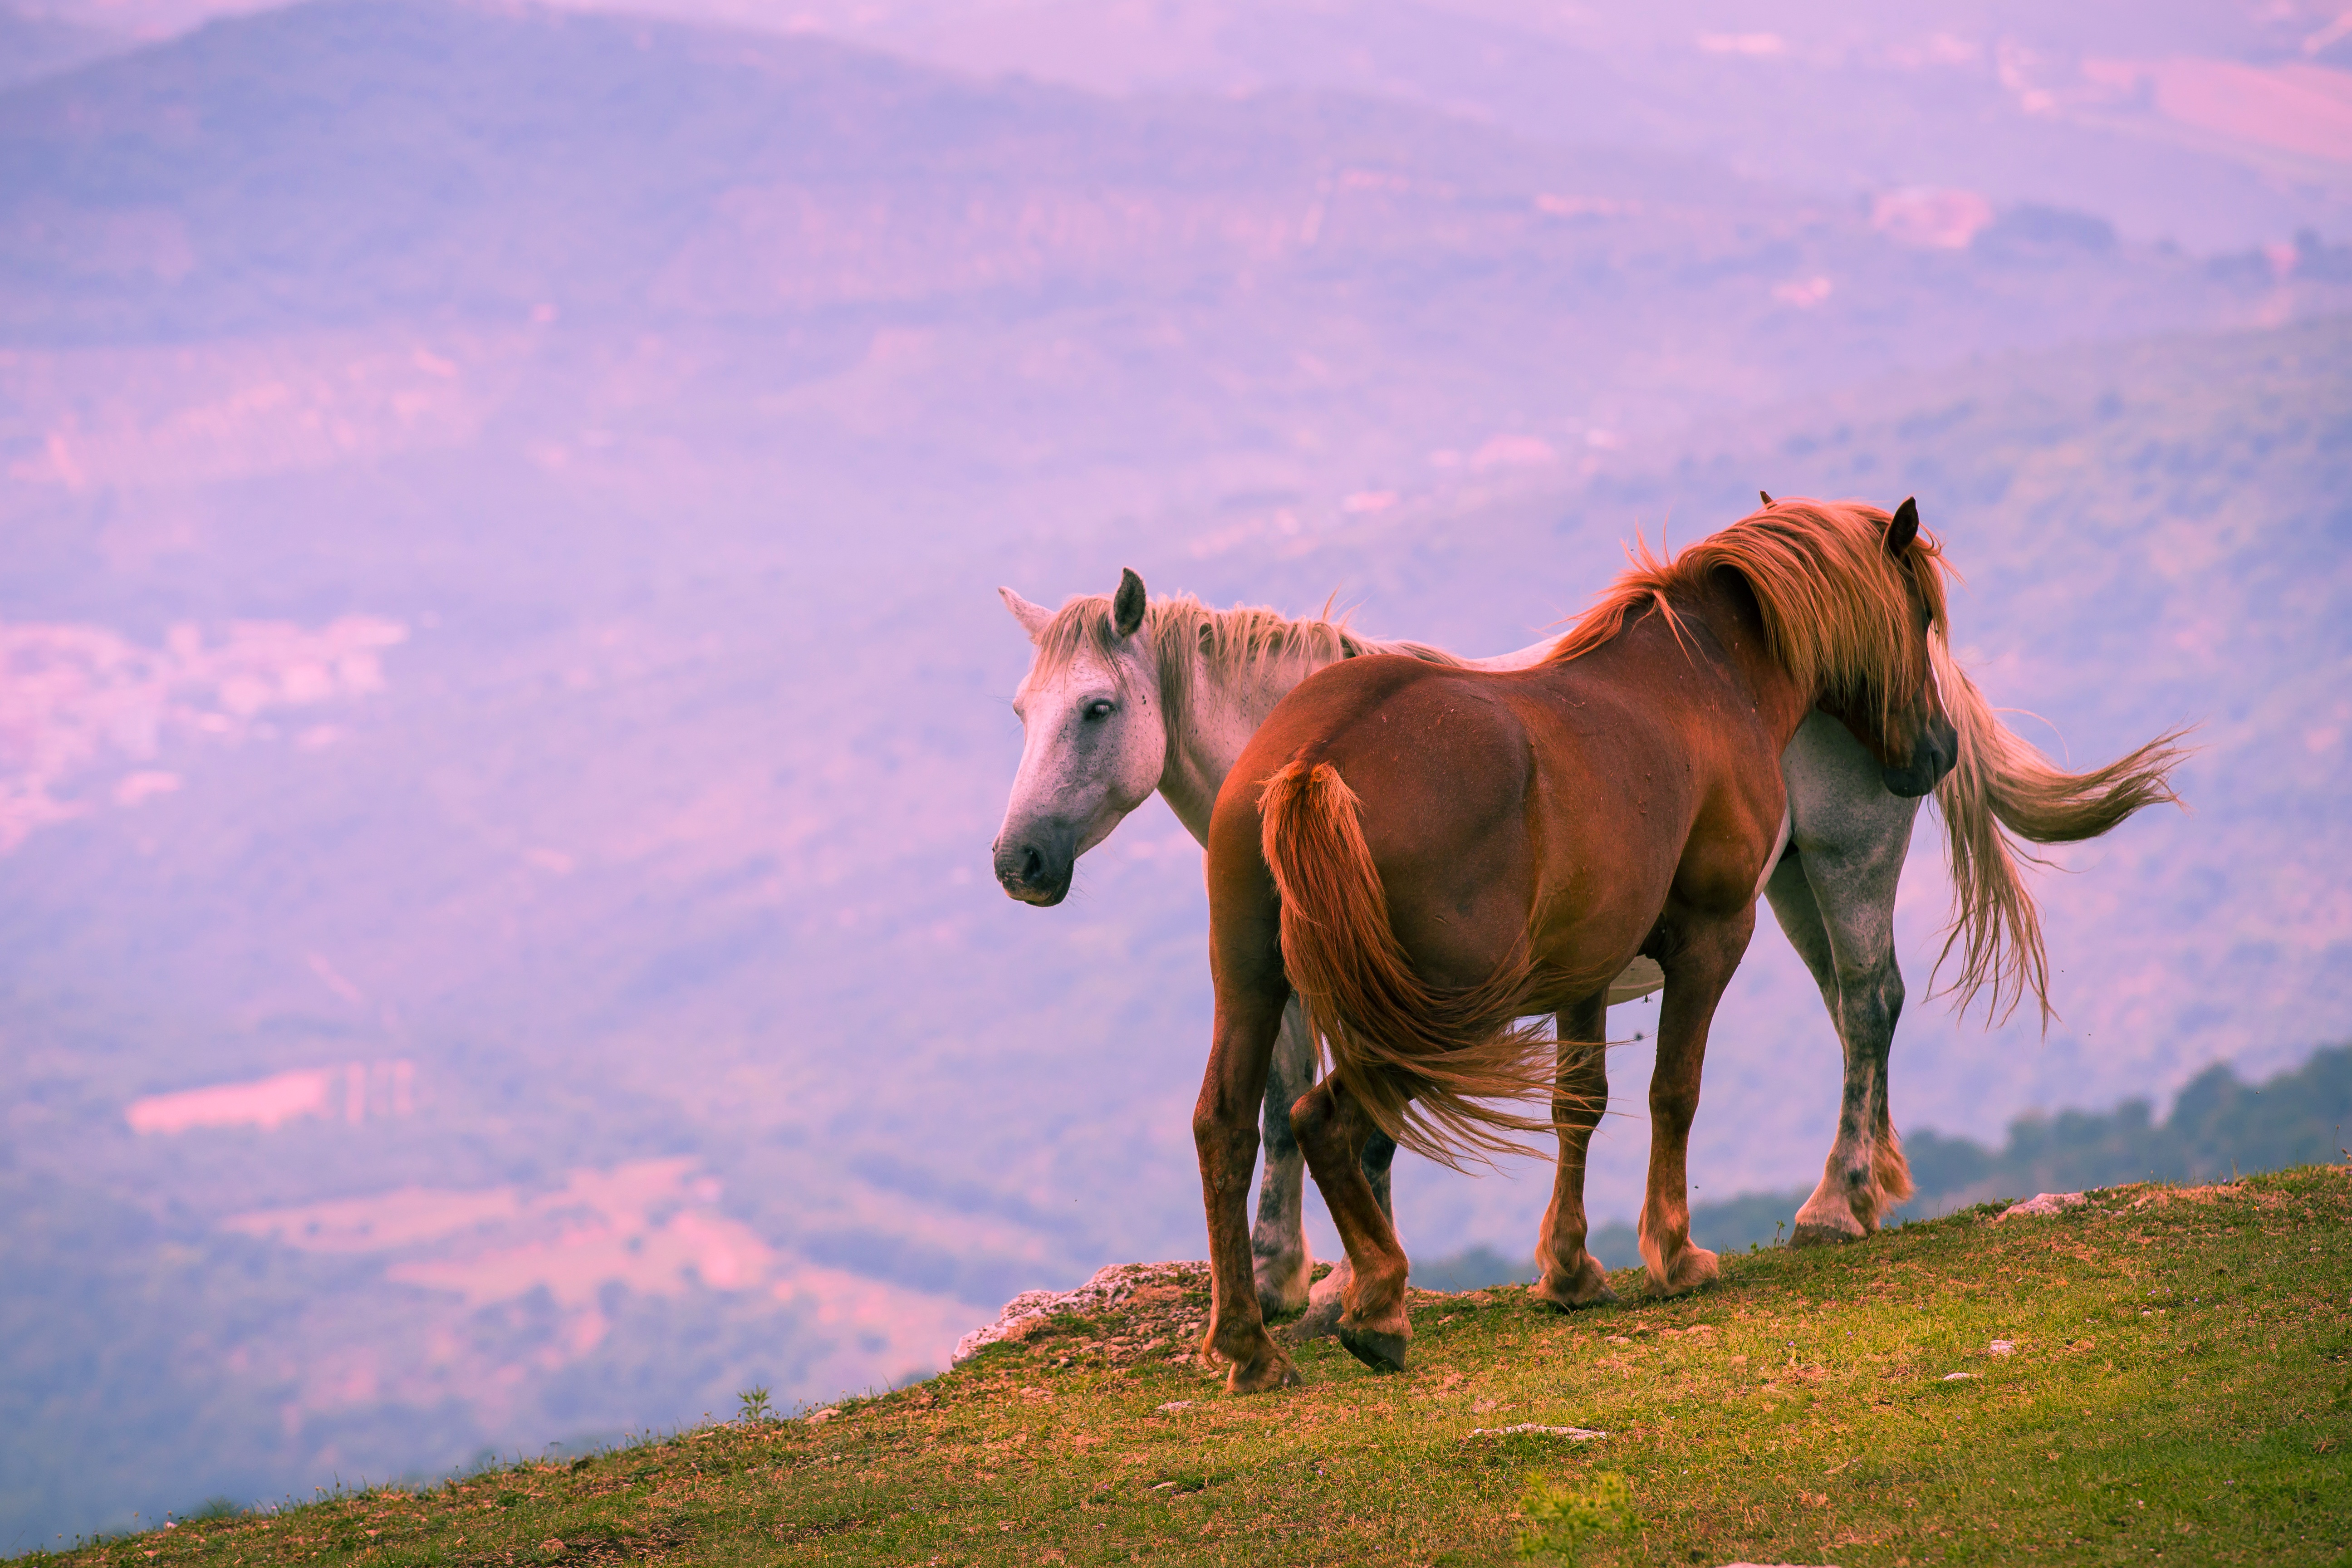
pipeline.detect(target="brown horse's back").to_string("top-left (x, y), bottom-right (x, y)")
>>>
top-left (1217, 647), bottom-right (1747, 1000)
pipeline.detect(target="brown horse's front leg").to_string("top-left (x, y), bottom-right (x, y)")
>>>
top-left (1534, 993), bottom-right (1617, 1310)
top-left (1640, 908), bottom-right (1756, 1297)
top-left (1293, 1077), bottom-right (1411, 1371)
top-left (1193, 987), bottom-right (1299, 1394)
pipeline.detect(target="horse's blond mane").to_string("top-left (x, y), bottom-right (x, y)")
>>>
top-left (1542, 496), bottom-right (2189, 1034)
top-left (1544, 498), bottom-right (1949, 740)
top-left (1029, 591), bottom-right (1460, 736)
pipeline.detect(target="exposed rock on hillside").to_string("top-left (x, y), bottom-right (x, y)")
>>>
top-left (951, 1260), bottom-right (1207, 1364)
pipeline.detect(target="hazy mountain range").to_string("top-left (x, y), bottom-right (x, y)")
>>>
top-left (0, 0), bottom-right (2347, 1548)
top-left (15, 0), bottom-right (2352, 247)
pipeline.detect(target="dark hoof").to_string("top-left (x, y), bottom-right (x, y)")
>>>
top-left (1223, 1344), bottom-right (1301, 1394)
top-left (1531, 1276), bottom-right (1620, 1312)
top-left (1790, 1220), bottom-right (1862, 1249)
top-left (1645, 1245), bottom-right (1720, 1298)
top-left (1337, 1322), bottom-right (1410, 1372)
top-left (1277, 1295), bottom-right (1345, 1343)
top-left (1532, 1254), bottom-right (1619, 1311)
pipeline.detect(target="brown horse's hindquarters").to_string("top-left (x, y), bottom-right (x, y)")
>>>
top-left (1239, 674), bottom-right (1626, 1161)
top-left (1312, 692), bottom-right (1540, 993)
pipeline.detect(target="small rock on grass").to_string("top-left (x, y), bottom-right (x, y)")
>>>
top-left (1996, 1191), bottom-right (2088, 1221)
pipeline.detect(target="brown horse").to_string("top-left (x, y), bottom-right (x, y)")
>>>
top-left (1193, 497), bottom-right (1962, 1392)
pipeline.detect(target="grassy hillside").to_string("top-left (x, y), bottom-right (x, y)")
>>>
top-left (41, 1164), bottom-right (2349, 1566)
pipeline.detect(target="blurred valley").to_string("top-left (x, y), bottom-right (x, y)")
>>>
top-left (1, 0), bottom-right (2348, 1547)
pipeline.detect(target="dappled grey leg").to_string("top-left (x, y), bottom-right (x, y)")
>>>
top-left (1250, 990), bottom-right (1398, 1343)
top-left (1251, 993), bottom-right (1318, 1317)
top-left (1774, 713), bottom-right (1923, 1245)
top-left (1769, 851), bottom-right (1872, 1245)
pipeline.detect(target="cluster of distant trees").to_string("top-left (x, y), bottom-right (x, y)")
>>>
top-left (1893, 1043), bottom-right (2352, 1211)
top-left (1421, 1042), bottom-right (2352, 1288)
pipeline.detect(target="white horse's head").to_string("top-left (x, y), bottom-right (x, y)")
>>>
top-left (993, 568), bottom-right (1168, 906)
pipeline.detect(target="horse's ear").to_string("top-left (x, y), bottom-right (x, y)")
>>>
top-left (1884, 497), bottom-right (1920, 556)
top-left (1112, 568), bottom-right (1147, 638)
top-left (1000, 586), bottom-right (1054, 643)
top-left (1759, 490), bottom-right (1774, 507)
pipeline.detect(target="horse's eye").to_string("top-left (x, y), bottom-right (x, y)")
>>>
top-left (1084, 700), bottom-right (1116, 720)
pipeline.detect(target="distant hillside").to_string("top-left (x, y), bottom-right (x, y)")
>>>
top-left (867, 0), bottom-right (2352, 251)
top-left (0, 6), bottom-right (125, 90)
top-left (0, 0), bottom-right (1778, 343)
top-left (30, 0), bottom-right (2352, 248)
top-left (1, 0), bottom-right (2317, 431)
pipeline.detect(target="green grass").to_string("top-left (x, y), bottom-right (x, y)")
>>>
top-left (44, 1167), bottom-right (2352, 1567)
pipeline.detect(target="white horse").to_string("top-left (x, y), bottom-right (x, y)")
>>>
top-left (992, 561), bottom-right (2183, 1329)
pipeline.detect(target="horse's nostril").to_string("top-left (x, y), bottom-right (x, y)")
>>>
top-left (994, 832), bottom-right (1069, 900)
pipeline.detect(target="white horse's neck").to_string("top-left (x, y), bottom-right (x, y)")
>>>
top-left (1153, 638), bottom-right (1336, 846)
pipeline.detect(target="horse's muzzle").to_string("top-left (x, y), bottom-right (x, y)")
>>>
top-left (1881, 713), bottom-right (1960, 799)
top-left (993, 829), bottom-right (1074, 906)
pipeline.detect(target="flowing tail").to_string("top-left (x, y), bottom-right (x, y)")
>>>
top-left (1931, 639), bottom-right (2194, 1027)
top-left (1257, 759), bottom-right (1560, 1169)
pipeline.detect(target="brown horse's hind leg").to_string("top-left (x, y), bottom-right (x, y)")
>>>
top-left (1640, 908), bottom-right (1755, 1296)
top-left (1292, 1077), bottom-right (1411, 1372)
top-left (1285, 1131), bottom-right (1397, 1344)
top-left (1533, 993), bottom-right (1618, 1310)
top-left (1195, 980), bottom-right (1301, 1394)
